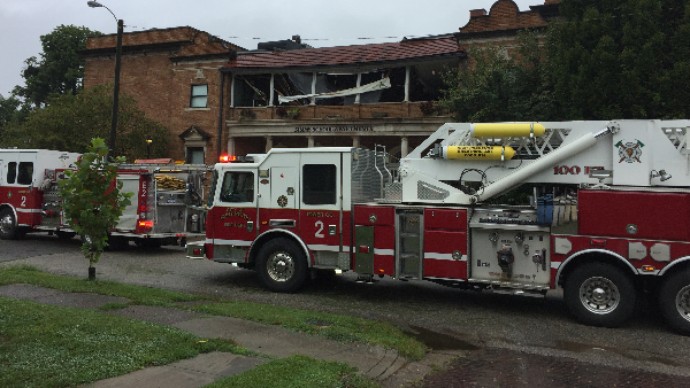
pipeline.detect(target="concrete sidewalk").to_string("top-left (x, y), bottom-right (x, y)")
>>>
top-left (0, 283), bottom-right (459, 387)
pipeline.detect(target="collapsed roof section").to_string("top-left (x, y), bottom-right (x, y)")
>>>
top-left (225, 35), bottom-right (463, 72)
top-left (223, 36), bottom-right (466, 107)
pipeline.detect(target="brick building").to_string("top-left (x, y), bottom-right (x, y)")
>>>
top-left (457, 0), bottom-right (560, 56)
top-left (83, 27), bottom-right (244, 163)
top-left (82, 0), bottom-right (558, 164)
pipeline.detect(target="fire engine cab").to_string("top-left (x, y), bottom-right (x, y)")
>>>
top-left (188, 119), bottom-right (690, 334)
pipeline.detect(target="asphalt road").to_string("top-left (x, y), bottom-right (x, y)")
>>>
top-left (3, 234), bottom-right (690, 386)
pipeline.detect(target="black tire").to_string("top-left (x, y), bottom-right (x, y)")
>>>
top-left (56, 231), bottom-right (76, 240)
top-left (135, 239), bottom-right (162, 249)
top-left (312, 268), bottom-right (338, 286)
top-left (0, 208), bottom-right (19, 240)
top-left (107, 236), bottom-right (129, 250)
top-left (256, 238), bottom-right (308, 292)
top-left (658, 269), bottom-right (690, 335)
top-left (564, 262), bottom-right (637, 327)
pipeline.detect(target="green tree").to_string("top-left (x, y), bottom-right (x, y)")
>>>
top-left (15, 25), bottom-right (99, 108)
top-left (440, 32), bottom-right (556, 122)
top-left (0, 85), bottom-right (169, 161)
top-left (0, 94), bottom-right (23, 134)
top-left (547, 0), bottom-right (690, 119)
top-left (59, 138), bottom-right (131, 280)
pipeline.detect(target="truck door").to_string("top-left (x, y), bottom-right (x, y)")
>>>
top-left (15, 152), bottom-right (39, 226)
top-left (258, 152), bottom-right (301, 231)
top-left (270, 167), bottom-right (297, 210)
top-left (299, 152), bottom-right (347, 268)
top-left (209, 168), bottom-right (258, 263)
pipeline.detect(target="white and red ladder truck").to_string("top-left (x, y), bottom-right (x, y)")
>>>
top-left (188, 119), bottom-right (690, 334)
top-left (0, 149), bottom-right (209, 247)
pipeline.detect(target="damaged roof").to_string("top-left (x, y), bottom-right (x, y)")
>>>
top-left (224, 36), bottom-right (465, 73)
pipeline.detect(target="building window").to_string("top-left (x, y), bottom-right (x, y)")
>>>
top-left (190, 84), bottom-right (208, 108)
top-left (186, 147), bottom-right (204, 164)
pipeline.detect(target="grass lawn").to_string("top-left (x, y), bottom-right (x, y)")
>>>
top-left (207, 355), bottom-right (378, 388)
top-left (0, 265), bottom-right (202, 306)
top-left (0, 266), bottom-right (426, 360)
top-left (194, 301), bottom-right (425, 360)
top-left (0, 297), bottom-right (241, 387)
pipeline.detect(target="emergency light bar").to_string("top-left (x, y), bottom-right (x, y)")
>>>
top-left (219, 154), bottom-right (254, 163)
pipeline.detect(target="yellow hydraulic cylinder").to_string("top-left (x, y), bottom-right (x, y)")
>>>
top-left (442, 146), bottom-right (516, 161)
top-left (470, 122), bottom-right (545, 138)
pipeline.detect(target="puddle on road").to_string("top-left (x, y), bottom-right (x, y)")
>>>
top-left (405, 325), bottom-right (480, 351)
top-left (421, 348), bottom-right (690, 387)
top-left (554, 340), bottom-right (682, 367)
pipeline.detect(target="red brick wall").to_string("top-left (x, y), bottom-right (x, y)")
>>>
top-left (457, 0), bottom-right (557, 62)
top-left (83, 27), bottom-right (238, 164)
top-left (460, 0), bottom-right (551, 34)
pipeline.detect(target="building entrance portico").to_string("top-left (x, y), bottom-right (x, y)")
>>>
top-left (225, 120), bottom-right (442, 159)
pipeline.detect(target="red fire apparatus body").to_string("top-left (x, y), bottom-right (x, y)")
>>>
top-left (0, 149), bottom-right (208, 247)
top-left (0, 149), bottom-right (79, 240)
top-left (188, 120), bottom-right (690, 334)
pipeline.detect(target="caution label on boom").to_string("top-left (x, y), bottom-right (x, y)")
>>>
top-left (442, 146), bottom-right (516, 161)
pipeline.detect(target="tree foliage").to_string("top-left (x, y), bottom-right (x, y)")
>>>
top-left (547, 0), bottom-right (690, 119)
top-left (0, 85), bottom-right (169, 162)
top-left (440, 32), bottom-right (556, 122)
top-left (0, 94), bottom-right (26, 136)
top-left (58, 138), bottom-right (131, 276)
top-left (15, 25), bottom-right (99, 108)
top-left (441, 0), bottom-right (690, 121)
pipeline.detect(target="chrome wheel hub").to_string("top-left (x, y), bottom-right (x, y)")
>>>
top-left (267, 252), bottom-right (295, 283)
top-left (676, 285), bottom-right (690, 323)
top-left (0, 214), bottom-right (13, 234)
top-left (580, 276), bottom-right (620, 314)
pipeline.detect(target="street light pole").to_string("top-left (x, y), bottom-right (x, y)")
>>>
top-left (111, 18), bottom-right (122, 158)
top-left (87, 1), bottom-right (122, 158)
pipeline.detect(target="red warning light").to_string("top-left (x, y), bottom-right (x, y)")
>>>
top-left (219, 154), bottom-right (237, 163)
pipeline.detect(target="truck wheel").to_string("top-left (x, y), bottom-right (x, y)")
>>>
top-left (256, 238), bottom-right (307, 292)
top-left (107, 236), bottom-right (129, 250)
top-left (564, 262), bottom-right (637, 327)
top-left (56, 231), bottom-right (76, 240)
top-left (0, 208), bottom-right (19, 240)
top-left (134, 239), bottom-right (162, 249)
top-left (658, 269), bottom-right (690, 335)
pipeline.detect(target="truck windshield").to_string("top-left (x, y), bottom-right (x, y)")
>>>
top-left (220, 171), bottom-right (254, 203)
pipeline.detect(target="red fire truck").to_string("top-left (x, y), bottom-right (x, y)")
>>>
top-left (0, 149), bottom-right (79, 240)
top-left (0, 149), bottom-right (209, 247)
top-left (188, 120), bottom-right (690, 334)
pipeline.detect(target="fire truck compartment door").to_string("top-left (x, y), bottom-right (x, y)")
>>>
top-left (354, 225), bottom-right (374, 274)
top-left (116, 175), bottom-right (140, 231)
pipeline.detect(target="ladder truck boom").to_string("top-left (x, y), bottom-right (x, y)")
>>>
top-left (472, 123), bottom-right (619, 203)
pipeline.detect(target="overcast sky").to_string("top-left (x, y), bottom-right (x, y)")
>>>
top-left (0, 0), bottom-right (538, 98)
